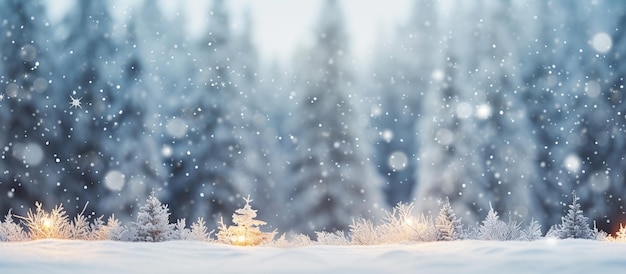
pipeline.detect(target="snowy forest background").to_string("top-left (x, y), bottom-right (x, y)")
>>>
top-left (1, 0), bottom-right (626, 236)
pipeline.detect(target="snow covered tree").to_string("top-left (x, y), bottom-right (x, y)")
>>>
top-left (412, 0), bottom-right (547, 227)
top-left (479, 206), bottom-right (508, 241)
top-left (613, 224), bottom-right (626, 242)
top-left (435, 197), bottom-right (464, 241)
top-left (163, 0), bottom-right (252, 223)
top-left (523, 1), bottom-right (626, 231)
top-left (49, 0), bottom-right (162, 218)
top-left (172, 217), bottom-right (214, 241)
top-left (470, 0), bottom-right (539, 221)
top-left (369, 0), bottom-right (439, 205)
top-left (412, 1), bottom-right (489, 223)
top-left (519, 0), bottom-right (594, 230)
top-left (52, 0), bottom-right (118, 212)
top-left (231, 8), bottom-right (278, 227)
top-left (578, 0), bottom-right (626, 232)
top-left (174, 218), bottom-right (191, 240)
top-left (286, 0), bottom-right (385, 235)
top-left (216, 196), bottom-right (275, 246)
top-left (554, 192), bottom-right (594, 239)
top-left (92, 214), bottom-right (126, 241)
top-left (252, 64), bottom-right (296, 230)
top-left (130, 0), bottom-right (170, 91)
top-left (91, 2), bottom-right (171, 218)
top-left (0, 0), bottom-right (59, 214)
top-left (134, 191), bottom-right (175, 242)
top-left (478, 205), bottom-right (521, 241)
top-left (188, 217), bottom-right (213, 242)
top-left (0, 210), bottom-right (27, 242)
top-left (521, 219), bottom-right (543, 241)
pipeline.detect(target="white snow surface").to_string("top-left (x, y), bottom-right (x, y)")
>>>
top-left (1, 239), bottom-right (626, 273)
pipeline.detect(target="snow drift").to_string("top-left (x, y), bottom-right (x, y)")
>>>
top-left (1, 239), bottom-right (625, 273)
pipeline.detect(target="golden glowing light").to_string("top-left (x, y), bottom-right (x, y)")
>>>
top-left (405, 217), bottom-right (415, 227)
top-left (612, 223), bottom-right (626, 242)
top-left (237, 235), bottom-right (246, 243)
top-left (42, 218), bottom-right (52, 230)
top-left (230, 234), bottom-right (248, 246)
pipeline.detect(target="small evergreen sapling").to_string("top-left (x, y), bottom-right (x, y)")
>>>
top-left (0, 210), bottom-right (27, 242)
top-left (134, 191), bottom-right (175, 242)
top-left (478, 205), bottom-right (521, 241)
top-left (174, 218), bottom-right (190, 240)
top-left (173, 218), bottom-right (214, 241)
top-left (594, 225), bottom-right (608, 241)
top-left (106, 215), bottom-right (129, 241)
top-left (606, 224), bottom-right (626, 242)
top-left (216, 196), bottom-right (276, 246)
top-left (435, 197), bottom-right (464, 241)
top-left (91, 214), bottom-right (129, 241)
top-left (555, 192), bottom-right (594, 239)
top-left (479, 206), bottom-right (507, 240)
top-left (520, 219), bottom-right (543, 241)
top-left (188, 217), bottom-right (213, 242)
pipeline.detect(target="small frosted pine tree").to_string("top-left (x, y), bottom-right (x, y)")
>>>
top-left (174, 219), bottom-right (191, 240)
top-left (134, 191), bottom-right (175, 242)
top-left (556, 192), bottom-right (594, 239)
top-left (435, 198), bottom-right (464, 241)
top-left (479, 205), bottom-right (507, 240)
top-left (478, 205), bottom-right (521, 241)
top-left (92, 214), bottom-right (128, 241)
top-left (188, 217), bottom-right (212, 242)
top-left (0, 210), bottom-right (27, 242)
top-left (216, 196), bottom-right (276, 246)
top-left (610, 224), bottom-right (626, 242)
top-left (521, 219), bottom-right (543, 241)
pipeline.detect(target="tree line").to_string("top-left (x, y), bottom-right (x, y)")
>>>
top-left (1, 0), bottom-right (625, 235)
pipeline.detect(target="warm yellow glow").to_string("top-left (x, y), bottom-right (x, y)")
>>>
top-left (42, 218), bottom-right (52, 230)
top-left (613, 223), bottom-right (626, 242)
top-left (231, 234), bottom-right (247, 245)
top-left (237, 235), bottom-right (246, 243)
top-left (404, 217), bottom-right (415, 227)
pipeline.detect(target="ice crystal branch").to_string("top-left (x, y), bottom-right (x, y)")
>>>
top-left (17, 202), bottom-right (70, 240)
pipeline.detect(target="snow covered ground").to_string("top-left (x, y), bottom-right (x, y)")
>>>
top-left (1, 239), bottom-right (625, 273)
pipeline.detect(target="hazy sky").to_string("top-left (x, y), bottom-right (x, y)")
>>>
top-left (48, 0), bottom-right (412, 64)
top-left (217, 0), bottom-right (413, 63)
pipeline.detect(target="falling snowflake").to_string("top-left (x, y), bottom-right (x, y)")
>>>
top-left (0, 93), bottom-right (5, 101)
top-left (69, 95), bottom-right (82, 109)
